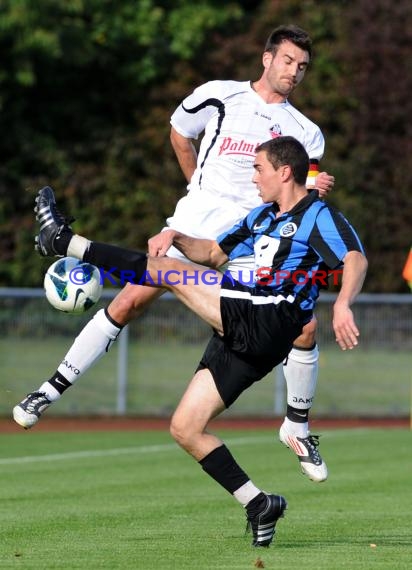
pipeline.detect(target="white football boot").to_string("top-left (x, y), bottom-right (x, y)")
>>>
top-left (279, 422), bottom-right (328, 482)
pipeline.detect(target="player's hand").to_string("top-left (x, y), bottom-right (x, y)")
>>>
top-left (148, 230), bottom-right (176, 257)
top-left (316, 172), bottom-right (335, 198)
top-left (332, 303), bottom-right (360, 350)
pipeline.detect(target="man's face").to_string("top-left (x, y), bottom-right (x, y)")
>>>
top-left (252, 151), bottom-right (283, 203)
top-left (263, 40), bottom-right (310, 97)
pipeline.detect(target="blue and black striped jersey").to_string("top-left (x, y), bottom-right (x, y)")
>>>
top-left (217, 191), bottom-right (364, 311)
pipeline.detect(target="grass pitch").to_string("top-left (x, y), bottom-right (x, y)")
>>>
top-left (0, 427), bottom-right (410, 569)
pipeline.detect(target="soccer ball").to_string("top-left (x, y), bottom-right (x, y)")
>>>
top-left (44, 257), bottom-right (103, 314)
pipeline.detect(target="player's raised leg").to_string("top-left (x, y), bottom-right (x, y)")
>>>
top-left (32, 185), bottom-right (226, 332)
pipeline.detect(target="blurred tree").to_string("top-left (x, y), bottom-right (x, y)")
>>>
top-left (0, 0), bottom-right (246, 285)
top-left (332, 0), bottom-right (412, 292)
top-left (0, 0), bottom-right (410, 292)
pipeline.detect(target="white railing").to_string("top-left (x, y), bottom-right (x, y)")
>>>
top-left (1, 289), bottom-right (411, 417)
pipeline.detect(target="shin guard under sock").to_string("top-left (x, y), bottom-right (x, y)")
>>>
top-left (84, 242), bottom-right (148, 285)
top-left (199, 445), bottom-right (250, 494)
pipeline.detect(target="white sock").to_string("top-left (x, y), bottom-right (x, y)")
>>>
top-left (282, 416), bottom-right (308, 438)
top-left (38, 309), bottom-right (122, 401)
top-left (67, 234), bottom-right (90, 260)
top-left (283, 345), bottom-right (319, 437)
top-left (37, 384), bottom-right (61, 402)
top-left (233, 480), bottom-right (262, 507)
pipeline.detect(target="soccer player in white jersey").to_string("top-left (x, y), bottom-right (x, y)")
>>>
top-left (13, 25), bottom-right (334, 483)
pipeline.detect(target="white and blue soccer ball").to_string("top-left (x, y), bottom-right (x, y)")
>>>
top-left (44, 257), bottom-right (103, 314)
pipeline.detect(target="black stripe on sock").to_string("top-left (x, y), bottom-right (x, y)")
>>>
top-left (48, 372), bottom-right (72, 395)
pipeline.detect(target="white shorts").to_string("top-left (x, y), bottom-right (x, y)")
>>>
top-left (166, 190), bottom-right (251, 240)
top-left (164, 191), bottom-right (256, 276)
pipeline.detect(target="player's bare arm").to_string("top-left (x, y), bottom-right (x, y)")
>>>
top-left (148, 229), bottom-right (227, 268)
top-left (173, 232), bottom-right (228, 268)
top-left (170, 127), bottom-right (198, 183)
top-left (332, 250), bottom-right (368, 351)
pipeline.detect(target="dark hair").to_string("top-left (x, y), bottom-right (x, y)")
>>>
top-left (255, 136), bottom-right (309, 185)
top-left (264, 25), bottom-right (312, 59)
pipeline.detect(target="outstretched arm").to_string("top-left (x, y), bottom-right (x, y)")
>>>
top-left (148, 229), bottom-right (228, 268)
top-left (333, 251), bottom-right (368, 350)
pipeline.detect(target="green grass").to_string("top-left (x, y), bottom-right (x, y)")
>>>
top-left (0, 337), bottom-right (410, 417)
top-left (0, 428), bottom-right (411, 569)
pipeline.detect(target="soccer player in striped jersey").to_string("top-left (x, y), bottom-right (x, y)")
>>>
top-left (23, 136), bottom-right (366, 547)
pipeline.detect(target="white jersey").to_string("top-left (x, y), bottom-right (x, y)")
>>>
top-left (166, 79), bottom-right (325, 253)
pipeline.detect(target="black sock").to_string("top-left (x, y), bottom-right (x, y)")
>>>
top-left (199, 445), bottom-right (249, 494)
top-left (83, 242), bottom-right (148, 285)
top-left (286, 404), bottom-right (309, 423)
top-left (48, 372), bottom-right (72, 395)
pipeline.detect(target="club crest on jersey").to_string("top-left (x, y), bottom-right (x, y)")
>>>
top-left (269, 124), bottom-right (282, 138)
top-left (279, 222), bottom-right (298, 237)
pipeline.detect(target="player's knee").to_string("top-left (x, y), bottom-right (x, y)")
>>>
top-left (169, 414), bottom-right (190, 449)
top-left (170, 408), bottom-right (203, 451)
top-left (107, 300), bottom-right (137, 325)
top-left (107, 286), bottom-right (145, 323)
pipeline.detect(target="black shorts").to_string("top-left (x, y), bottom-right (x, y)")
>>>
top-left (196, 283), bottom-right (308, 408)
